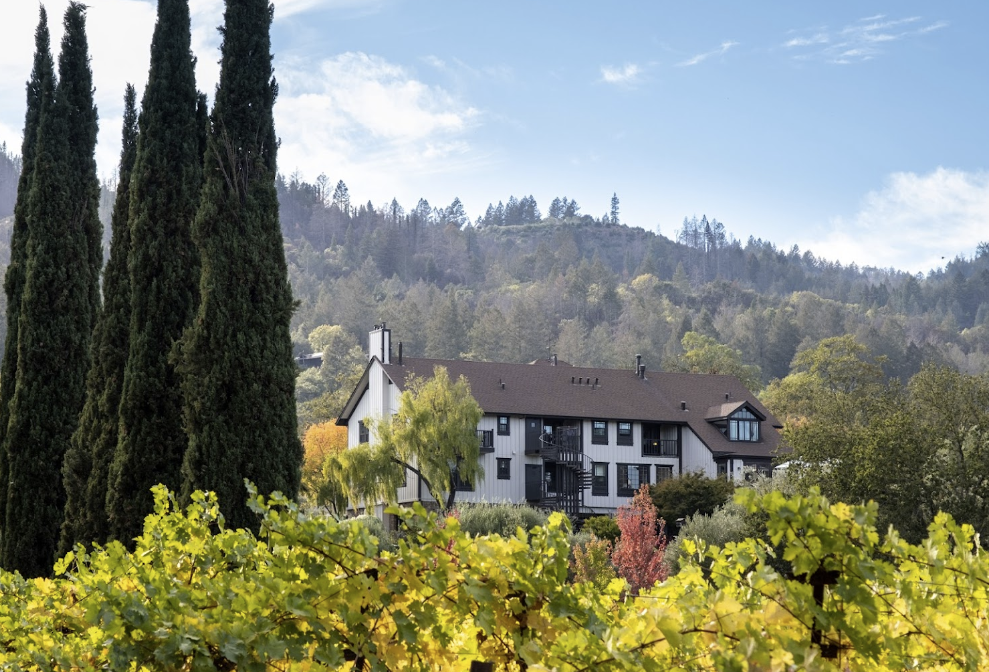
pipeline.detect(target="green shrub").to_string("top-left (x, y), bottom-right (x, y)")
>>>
top-left (581, 515), bottom-right (620, 543)
top-left (456, 502), bottom-right (553, 538)
top-left (649, 471), bottom-right (735, 526)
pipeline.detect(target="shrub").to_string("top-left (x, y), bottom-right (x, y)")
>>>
top-left (457, 502), bottom-right (553, 538)
top-left (664, 501), bottom-right (747, 574)
top-left (649, 471), bottom-right (734, 528)
top-left (582, 515), bottom-right (620, 543)
top-left (570, 535), bottom-right (616, 590)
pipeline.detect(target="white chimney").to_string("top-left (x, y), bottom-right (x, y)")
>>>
top-left (368, 323), bottom-right (391, 364)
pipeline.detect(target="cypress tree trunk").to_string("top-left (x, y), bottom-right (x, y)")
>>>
top-left (0, 2), bottom-right (101, 576)
top-left (0, 7), bottom-right (55, 552)
top-left (105, 0), bottom-right (202, 544)
top-left (59, 85), bottom-right (139, 555)
top-left (178, 0), bottom-right (302, 530)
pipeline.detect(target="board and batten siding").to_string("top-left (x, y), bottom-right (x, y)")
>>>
top-left (581, 420), bottom-right (680, 512)
top-left (457, 414), bottom-right (533, 504)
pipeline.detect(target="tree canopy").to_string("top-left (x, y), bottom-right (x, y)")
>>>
top-left (329, 366), bottom-right (483, 511)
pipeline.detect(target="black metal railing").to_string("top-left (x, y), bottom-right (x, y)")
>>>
top-left (642, 438), bottom-right (678, 457)
top-left (477, 429), bottom-right (494, 454)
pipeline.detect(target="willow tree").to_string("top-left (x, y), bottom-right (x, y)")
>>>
top-left (59, 84), bottom-right (138, 555)
top-left (329, 366), bottom-right (483, 511)
top-left (178, 0), bottom-right (301, 530)
top-left (0, 5), bottom-right (55, 550)
top-left (1, 2), bottom-right (101, 576)
top-left (105, 0), bottom-right (203, 545)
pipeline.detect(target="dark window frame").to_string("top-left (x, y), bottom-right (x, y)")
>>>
top-left (358, 420), bottom-right (369, 444)
top-left (591, 462), bottom-right (608, 496)
top-left (617, 463), bottom-right (650, 497)
top-left (452, 468), bottom-right (474, 492)
top-left (497, 415), bottom-right (510, 436)
top-left (655, 465), bottom-right (673, 482)
top-left (477, 429), bottom-right (495, 453)
top-left (497, 457), bottom-right (511, 480)
top-left (617, 421), bottom-right (633, 446)
top-left (591, 420), bottom-right (609, 445)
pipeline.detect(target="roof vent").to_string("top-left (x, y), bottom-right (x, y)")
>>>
top-left (681, 400), bottom-right (687, 411)
top-left (725, 392), bottom-right (730, 400)
top-left (571, 376), bottom-right (575, 385)
top-left (639, 364), bottom-right (646, 379)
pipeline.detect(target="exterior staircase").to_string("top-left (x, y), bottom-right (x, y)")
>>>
top-left (538, 426), bottom-right (594, 522)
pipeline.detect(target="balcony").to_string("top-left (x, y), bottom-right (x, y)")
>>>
top-left (642, 438), bottom-right (678, 457)
top-left (477, 429), bottom-right (494, 454)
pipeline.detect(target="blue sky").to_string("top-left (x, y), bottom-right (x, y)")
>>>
top-left (2, 1), bottom-right (987, 274)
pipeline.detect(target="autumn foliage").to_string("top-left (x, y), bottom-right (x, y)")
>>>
top-left (301, 421), bottom-right (347, 498)
top-left (611, 484), bottom-right (668, 593)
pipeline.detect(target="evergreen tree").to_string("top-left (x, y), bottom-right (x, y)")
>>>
top-left (59, 85), bottom-right (138, 555)
top-left (0, 6), bottom-right (55, 549)
top-left (610, 192), bottom-right (620, 225)
top-left (105, 0), bottom-right (203, 544)
top-left (178, 0), bottom-right (302, 530)
top-left (1, 2), bottom-right (101, 576)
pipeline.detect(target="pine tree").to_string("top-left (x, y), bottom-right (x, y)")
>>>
top-left (104, 0), bottom-right (203, 544)
top-left (59, 85), bottom-right (138, 555)
top-left (178, 0), bottom-right (302, 530)
top-left (1, 2), bottom-right (101, 576)
top-left (0, 6), bottom-right (55, 550)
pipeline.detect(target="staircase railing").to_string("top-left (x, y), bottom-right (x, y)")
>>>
top-left (537, 427), bottom-right (593, 520)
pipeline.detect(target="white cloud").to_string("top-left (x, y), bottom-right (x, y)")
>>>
top-left (0, 1), bottom-right (157, 178)
top-left (600, 63), bottom-right (641, 85)
top-left (784, 14), bottom-right (947, 64)
top-left (275, 51), bottom-right (483, 200)
top-left (807, 168), bottom-right (989, 273)
top-left (677, 41), bottom-right (738, 67)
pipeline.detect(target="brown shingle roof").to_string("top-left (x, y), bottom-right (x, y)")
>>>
top-left (339, 356), bottom-right (784, 460)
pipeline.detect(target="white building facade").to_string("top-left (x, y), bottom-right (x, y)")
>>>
top-left (337, 325), bottom-right (784, 520)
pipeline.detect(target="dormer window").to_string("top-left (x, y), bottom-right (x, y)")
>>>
top-left (708, 404), bottom-right (763, 442)
top-left (725, 408), bottom-right (759, 441)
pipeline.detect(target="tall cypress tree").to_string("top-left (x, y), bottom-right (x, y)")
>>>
top-left (59, 85), bottom-right (138, 555)
top-left (178, 0), bottom-right (302, 530)
top-left (0, 2), bottom-right (101, 576)
top-left (0, 6), bottom-right (55, 551)
top-left (105, 0), bottom-right (203, 544)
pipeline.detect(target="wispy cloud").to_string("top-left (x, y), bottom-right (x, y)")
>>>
top-left (783, 14), bottom-right (948, 64)
top-left (677, 41), bottom-right (738, 67)
top-left (600, 63), bottom-right (641, 85)
top-left (808, 168), bottom-right (989, 273)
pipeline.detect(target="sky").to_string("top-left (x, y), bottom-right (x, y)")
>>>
top-left (2, 1), bottom-right (988, 275)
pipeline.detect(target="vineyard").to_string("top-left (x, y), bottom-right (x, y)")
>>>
top-left (1, 485), bottom-right (987, 671)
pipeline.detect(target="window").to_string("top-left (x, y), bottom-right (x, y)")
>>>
top-left (642, 424), bottom-right (678, 456)
top-left (452, 468), bottom-right (474, 492)
top-left (617, 463), bottom-right (650, 497)
top-left (655, 465), bottom-right (673, 482)
top-left (592, 462), bottom-right (608, 496)
top-left (477, 429), bottom-right (494, 453)
top-left (591, 420), bottom-right (608, 445)
top-left (358, 420), bottom-right (369, 444)
top-left (617, 421), bottom-right (633, 446)
top-left (497, 458), bottom-right (511, 480)
top-left (717, 462), bottom-right (728, 478)
top-left (727, 408), bottom-right (760, 442)
top-left (497, 415), bottom-right (510, 435)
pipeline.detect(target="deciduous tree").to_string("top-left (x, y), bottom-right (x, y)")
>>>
top-left (331, 366), bottom-right (482, 510)
top-left (611, 484), bottom-right (667, 594)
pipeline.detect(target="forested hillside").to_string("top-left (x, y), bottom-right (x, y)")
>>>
top-left (275, 175), bottom-right (989, 384)
top-left (3, 163), bottom-right (987, 403)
